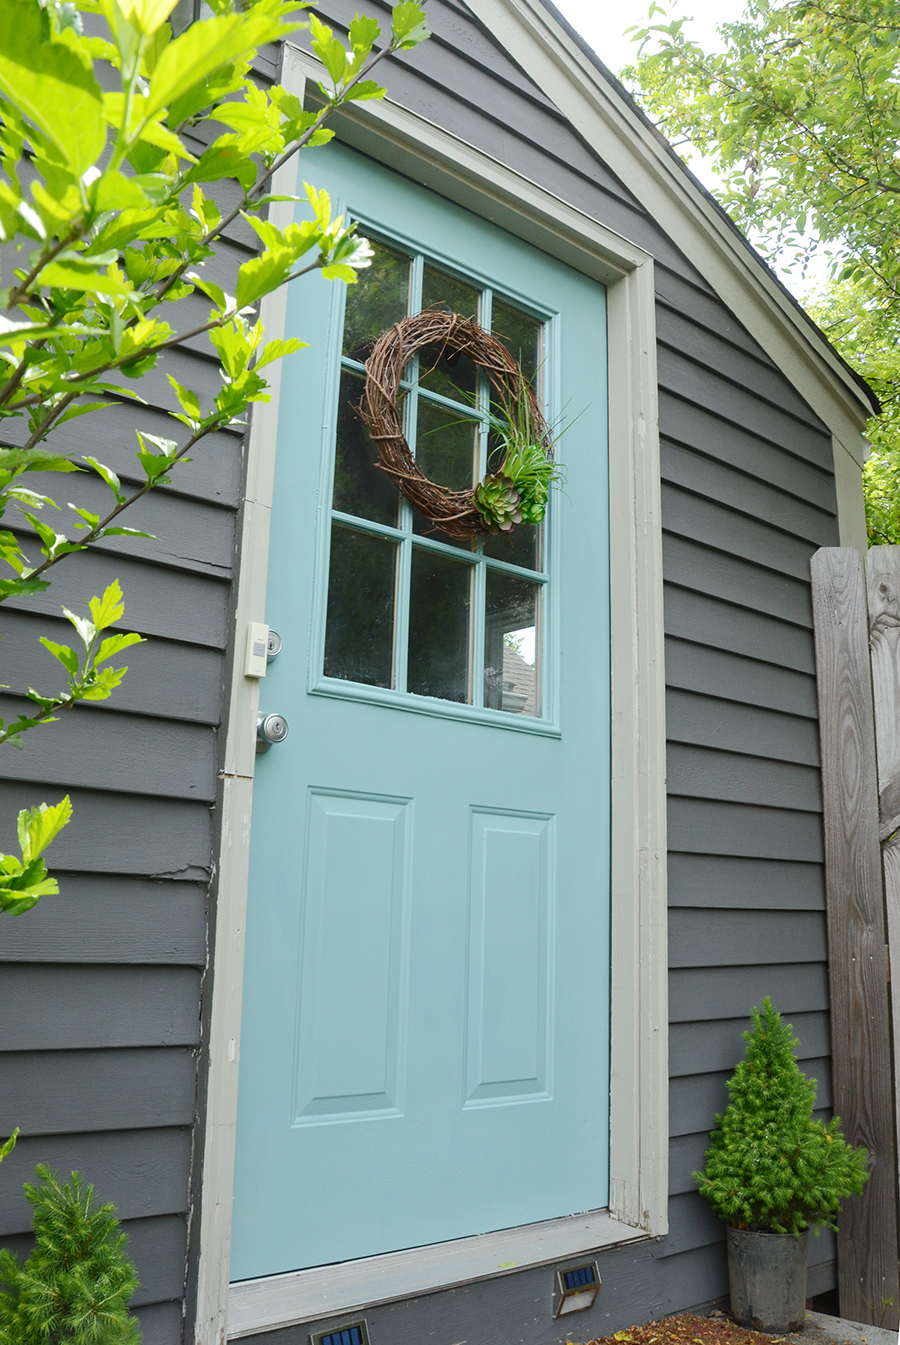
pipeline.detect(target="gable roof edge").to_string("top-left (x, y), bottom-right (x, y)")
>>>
top-left (464, 0), bottom-right (877, 452)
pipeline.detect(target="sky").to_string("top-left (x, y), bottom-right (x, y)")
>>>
top-left (550, 0), bottom-right (745, 83)
top-left (550, 0), bottom-right (829, 296)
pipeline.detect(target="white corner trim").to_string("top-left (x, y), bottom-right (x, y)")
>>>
top-left (227, 1209), bottom-right (646, 1338)
top-left (196, 45), bottom-right (668, 1342)
top-left (465, 0), bottom-right (873, 447)
top-left (606, 256), bottom-right (668, 1235)
top-left (833, 435), bottom-right (870, 553)
top-left (192, 47), bottom-right (306, 1345)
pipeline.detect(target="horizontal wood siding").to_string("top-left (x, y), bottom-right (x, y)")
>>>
top-left (0, 90), bottom-right (254, 1336)
top-left (0, 1), bottom-right (846, 1338)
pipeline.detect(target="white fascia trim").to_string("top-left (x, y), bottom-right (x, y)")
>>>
top-left (466, 0), bottom-right (873, 451)
top-left (195, 44), bottom-right (668, 1343)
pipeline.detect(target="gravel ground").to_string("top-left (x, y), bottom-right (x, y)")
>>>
top-left (574, 1310), bottom-right (898, 1345)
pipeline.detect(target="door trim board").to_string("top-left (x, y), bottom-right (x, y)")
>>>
top-left (227, 1210), bottom-right (646, 1338)
top-left (193, 41), bottom-right (668, 1344)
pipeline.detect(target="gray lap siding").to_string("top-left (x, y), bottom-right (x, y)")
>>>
top-left (0, 109), bottom-right (251, 1342)
top-left (0, 1), bottom-right (842, 1340)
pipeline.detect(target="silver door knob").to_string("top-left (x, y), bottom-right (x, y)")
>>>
top-left (257, 711), bottom-right (289, 752)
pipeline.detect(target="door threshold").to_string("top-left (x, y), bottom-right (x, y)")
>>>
top-left (227, 1209), bottom-right (648, 1338)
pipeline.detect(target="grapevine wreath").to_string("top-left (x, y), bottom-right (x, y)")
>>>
top-left (361, 310), bottom-right (561, 539)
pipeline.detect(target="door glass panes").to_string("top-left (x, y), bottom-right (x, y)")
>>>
top-left (490, 299), bottom-right (541, 384)
top-left (343, 240), bottom-right (410, 363)
top-left (408, 549), bottom-right (472, 702)
top-left (322, 232), bottom-right (550, 718)
top-left (419, 265), bottom-right (481, 402)
top-left (324, 525), bottom-right (397, 688)
top-left (333, 371), bottom-right (400, 526)
top-left (484, 570), bottom-right (540, 717)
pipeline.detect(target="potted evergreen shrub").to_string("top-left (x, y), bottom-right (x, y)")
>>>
top-left (696, 999), bottom-right (868, 1333)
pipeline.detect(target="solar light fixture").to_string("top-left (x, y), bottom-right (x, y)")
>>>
top-left (554, 1261), bottom-right (601, 1316)
top-left (309, 1321), bottom-right (370, 1345)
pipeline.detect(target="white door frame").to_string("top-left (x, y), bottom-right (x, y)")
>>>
top-left (193, 42), bottom-right (668, 1343)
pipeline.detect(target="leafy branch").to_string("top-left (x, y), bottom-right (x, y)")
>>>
top-left (0, 0), bottom-right (430, 910)
top-left (0, 580), bottom-right (142, 750)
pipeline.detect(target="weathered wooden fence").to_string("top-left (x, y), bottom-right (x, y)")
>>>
top-left (811, 546), bottom-right (900, 1328)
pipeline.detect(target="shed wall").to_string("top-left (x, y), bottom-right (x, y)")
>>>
top-left (0, 90), bottom-right (271, 1339)
top-left (0, 2), bottom-right (843, 1341)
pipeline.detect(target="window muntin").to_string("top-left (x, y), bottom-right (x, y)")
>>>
top-left (322, 237), bottom-right (547, 718)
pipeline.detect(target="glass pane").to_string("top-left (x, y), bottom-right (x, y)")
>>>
top-left (333, 371), bottom-right (400, 526)
top-left (490, 298), bottom-right (541, 385)
top-left (422, 265), bottom-right (481, 320)
top-left (484, 569), bottom-right (540, 716)
top-left (324, 524), bottom-right (397, 688)
top-left (407, 547), bottom-right (472, 702)
top-left (343, 240), bottom-right (410, 364)
top-left (418, 265), bottom-right (481, 402)
top-left (483, 422), bottom-right (539, 569)
top-left (412, 399), bottom-right (479, 549)
top-left (482, 521), bottom-right (539, 570)
top-left (415, 398), bottom-right (478, 492)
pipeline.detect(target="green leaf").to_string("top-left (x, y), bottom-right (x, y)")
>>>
top-left (98, 525), bottom-right (155, 539)
top-left (0, 575), bottom-right (51, 601)
top-left (342, 80), bottom-right (385, 103)
top-left (117, 0), bottom-right (179, 36)
top-left (0, 449), bottom-right (81, 475)
top-left (62, 606), bottom-right (95, 647)
top-left (310, 15), bottom-right (347, 84)
top-left (235, 249), bottom-right (293, 308)
top-left (68, 504), bottom-right (100, 531)
top-left (17, 795), bottom-right (73, 864)
top-left (39, 637), bottom-right (79, 675)
top-left (0, 0), bottom-right (105, 174)
top-left (88, 168), bottom-right (153, 212)
top-left (38, 258), bottom-right (128, 299)
top-left (321, 261), bottom-right (360, 283)
top-left (0, 1129), bottom-right (18, 1159)
top-left (144, 10), bottom-right (295, 122)
top-left (254, 337), bottom-right (307, 370)
top-left (83, 456), bottom-right (125, 504)
top-left (391, 0), bottom-right (429, 50)
top-left (94, 630), bottom-right (142, 665)
top-left (80, 664), bottom-right (129, 699)
top-left (183, 142), bottom-right (254, 187)
top-left (349, 13), bottom-right (381, 55)
top-left (89, 578), bottom-right (126, 632)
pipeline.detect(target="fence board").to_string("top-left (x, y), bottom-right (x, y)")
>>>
top-left (810, 546), bottom-right (900, 1326)
top-left (865, 545), bottom-right (900, 1282)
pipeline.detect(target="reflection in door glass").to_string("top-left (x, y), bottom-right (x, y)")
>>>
top-left (491, 299), bottom-right (541, 385)
top-left (408, 547), bottom-right (473, 702)
top-left (415, 398), bottom-right (477, 493)
top-left (484, 569), bottom-right (539, 715)
top-left (419, 267), bottom-right (481, 402)
top-left (333, 371), bottom-right (400, 526)
top-left (343, 240), bottom-right (410, 364)
top-left (324, 525), bottom-right (398, 688)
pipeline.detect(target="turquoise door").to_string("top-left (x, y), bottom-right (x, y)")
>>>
top-left (231, 142), bottom-right (610, 1281)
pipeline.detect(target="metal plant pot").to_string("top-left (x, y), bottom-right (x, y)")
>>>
top-left (726, 1226), bottom-right (808, 1333)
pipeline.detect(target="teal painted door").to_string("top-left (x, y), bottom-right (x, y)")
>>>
top-left (231, 142), bottom-right (610, 1281)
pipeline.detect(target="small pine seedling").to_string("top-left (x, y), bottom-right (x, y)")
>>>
top-left (0, 1165), bottom-right (140, 1344)
top-left (695, 997), bottom-right (868, 1235)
